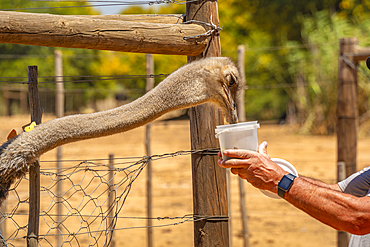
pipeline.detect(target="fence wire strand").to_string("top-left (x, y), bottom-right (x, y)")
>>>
top-left (0, 74), bottom-right (169, 85)
top-left (0, 0), bottom-right (198, 11)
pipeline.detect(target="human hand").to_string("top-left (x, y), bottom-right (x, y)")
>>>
top-left (218, 142), bottom-right (288, 193)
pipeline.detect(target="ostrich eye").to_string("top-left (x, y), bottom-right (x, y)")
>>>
top-left (227, 73), bottom-right (237, 86)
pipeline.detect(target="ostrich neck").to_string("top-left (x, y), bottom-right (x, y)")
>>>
top-left (27, 78), bottom-right (206, 158)
top-left (85, 83), bottom-right (181, 136)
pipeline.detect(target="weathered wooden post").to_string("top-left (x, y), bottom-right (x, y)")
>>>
top-left (237, 45), bottom-right (250, 247)
top-left (145, 54), bottom-right (155, 247)
top-left (186, 1), bottom-right (229, 246)
top-left (27, 66), bottom-right (42, 247)
top-left (54, 50), bottom-right (64, 247)
top-left (107, 154), bottom-right (116, 247)
top-left (337, 37), bottom-right (358, 247)
top-left (226, 168), bottom-right (232, 247)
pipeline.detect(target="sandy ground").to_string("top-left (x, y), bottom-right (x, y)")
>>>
top-left (1, 115), bottom-right (370, 246)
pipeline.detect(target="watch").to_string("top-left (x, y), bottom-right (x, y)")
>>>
top-left (277, 173), bottom-right (296, 198)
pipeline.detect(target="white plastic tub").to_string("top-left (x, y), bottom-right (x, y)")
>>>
top-left (215, 121), bottom-right (299, 199)
top-left (215, 121), bottom-right (260, 160)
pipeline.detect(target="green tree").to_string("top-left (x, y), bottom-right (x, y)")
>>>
top-left (93, 3), bottom-right (188, 97)
top-left (217, 0), bottom-right (370, 132)
top-left (284, 10), bottom-right (370, 134)
top-left (217, 0), bottom-right (343, 122)
top-left (0, 0), bottom-right (109, 114)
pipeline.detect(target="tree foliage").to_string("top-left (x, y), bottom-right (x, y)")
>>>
top-left (284, 11), bottom-right (370, 134)
top-left (218, 0), bottom-right (370, 134)
top-left (0, 0), bottom-right (108, 114)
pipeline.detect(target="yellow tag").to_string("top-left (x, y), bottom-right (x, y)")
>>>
top-left (24, 122), bottom-right (36, 132)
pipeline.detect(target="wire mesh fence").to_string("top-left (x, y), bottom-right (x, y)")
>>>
top-left (3, 158), bottom-right (142, 246)
top-left (0, 149), bottom-right (218, 246)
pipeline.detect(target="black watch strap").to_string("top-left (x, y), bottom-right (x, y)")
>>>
top-left (277, 173), bottom-right (296, 198)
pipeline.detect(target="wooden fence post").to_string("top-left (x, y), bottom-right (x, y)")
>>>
top-left (145, 54), bottom-right (155, 247)
top-left (27, 66), bottom-right (42, 247)
top-left (337, 37), bottom-right (358, 247)
top-left (237, 45), bottom-right (246, 122)
top-left (337, 161), bottom-right (351, 246)
top-left (226, 168), bottom-right (232, 247)
top-left (107, 154), bottom-right (116, 247)
top-left (55, 50), bottom-right (64, 119)
top-left (237, 45), bottom-right (250, 247)
top-left (54, 50), bottom-right (64, 247)
top-left (186, 1), bottom-right (229, 247)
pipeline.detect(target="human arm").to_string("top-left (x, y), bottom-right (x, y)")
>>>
top-left (285, 176), bottom-right (370, 235)
top-left (218, 142), bottom-right (370, 235)
top-left (299, 176), bottom-right (342, 192)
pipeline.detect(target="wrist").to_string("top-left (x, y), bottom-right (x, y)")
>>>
top-left (272, 171), bottom-right (289, 193)
top-left (277, 173), bottom-right (296, 198)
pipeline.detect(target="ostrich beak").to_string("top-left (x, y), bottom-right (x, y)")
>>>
top-left (229, 101), bottom-right (238, 124)
top-left (222, 84), bottom-right (238, 124)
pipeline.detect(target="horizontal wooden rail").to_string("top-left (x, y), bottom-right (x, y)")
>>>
top-left (352, 46), bottom-right (370, 62)
top-left (0, 11), bottom-right (207, 55)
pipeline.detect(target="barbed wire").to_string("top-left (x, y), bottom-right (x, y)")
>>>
top-left (0, 41), bottom-right (336, 60)
top-left (0, 54), bottom-right (135, 59)
top-left (28, 0), bottom-right (185, 3)
top-left (0, 74), bottom-right (340, 89)
top-left (0, 87), bottom-right (145, 96)
top-left (0, 74), bottom-right (169, 85)
top-left (0, 0), bottom-right (197, 11)
top-left (31, 0), bottom-right (172, 2)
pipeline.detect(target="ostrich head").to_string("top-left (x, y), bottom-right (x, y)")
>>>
top-left (207, 57), bottom-right (240, 123)
top-left (167, 57), bottom-right (240, 123)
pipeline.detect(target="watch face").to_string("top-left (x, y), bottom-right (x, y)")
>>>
top-left (279, 176), bottom-right (294, 191)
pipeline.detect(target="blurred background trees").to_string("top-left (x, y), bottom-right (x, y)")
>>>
top-left (218, 0), bottom-right (370, 134)
top-left (2, 0), bottom-right (370, 135)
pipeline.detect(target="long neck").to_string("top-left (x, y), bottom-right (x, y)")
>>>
top-left (17, 74), bottom-right (209, 160)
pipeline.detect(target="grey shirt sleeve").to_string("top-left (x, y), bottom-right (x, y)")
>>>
top-left (338, 166), bottom-right (370, 197)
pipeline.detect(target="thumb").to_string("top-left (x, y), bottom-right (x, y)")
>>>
top-left (258, 141), bottom-right (270, 158)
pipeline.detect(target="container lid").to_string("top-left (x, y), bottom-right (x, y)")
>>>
top-left (216, 121), bottom-right (259, 130)
top-left (215, 121), bottom-right (260, 138)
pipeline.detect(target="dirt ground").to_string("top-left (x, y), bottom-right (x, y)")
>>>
top-left (1, 115), bottom-right (370, 247)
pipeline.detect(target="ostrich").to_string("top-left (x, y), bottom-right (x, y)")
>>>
top-left (0, 57), bottom-right (240, 204)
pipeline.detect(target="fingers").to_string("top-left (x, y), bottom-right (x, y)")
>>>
top-left (231, 168), bottom-right (247, 179)
top-left (218, 149), bottom-right (256, 168)
top-left (218, 157), bottom-right (251, 169)
top-left (218, 143), bottom-right (269, 169)
top-left (258, 141), bottom-right (270, 158)
top-left (222, 149), bottom-right (254, 159)
top-left (220, 142), bottom-right (268, 160)
top-left (230, 168), bottom-right (238, 175)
